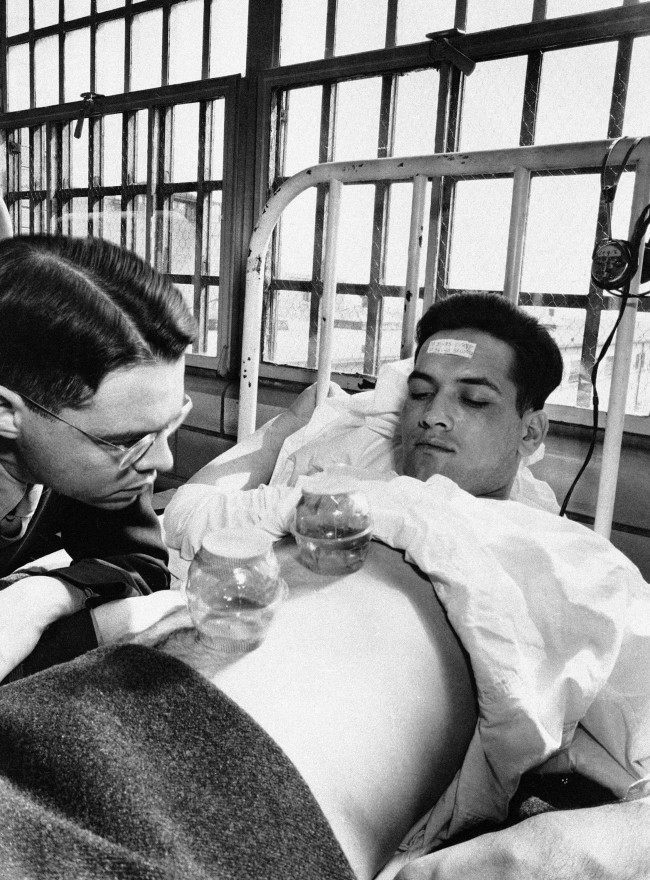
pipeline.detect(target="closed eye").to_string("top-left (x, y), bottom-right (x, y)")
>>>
top-left (462, 397), bottom-right (490, 408)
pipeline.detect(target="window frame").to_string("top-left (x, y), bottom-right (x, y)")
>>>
top-left (2, 0), bottom-right (650, 432)
top-left (254, 2), bottom-right (650, 433)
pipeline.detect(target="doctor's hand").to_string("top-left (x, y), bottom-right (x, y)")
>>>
top-left (395, 798), bottom-right (650, 880)
top-left (0, 576), bottom-right (85, 682)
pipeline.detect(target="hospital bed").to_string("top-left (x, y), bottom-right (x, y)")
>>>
top-left (1, 139), bottom-right (649, 879)
top-left (237, 137), bottom-right (650, 542)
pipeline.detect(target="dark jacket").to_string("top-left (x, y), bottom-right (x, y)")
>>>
top-left (0, 487), bottom-right (170, 682)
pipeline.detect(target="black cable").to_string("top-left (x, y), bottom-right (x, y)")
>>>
top-left (559, 288), bottom-right (630, 517)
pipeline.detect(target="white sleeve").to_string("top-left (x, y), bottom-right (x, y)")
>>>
top-left (163, 483), bottom-right (302, 560)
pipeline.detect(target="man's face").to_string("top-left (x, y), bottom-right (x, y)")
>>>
top-left (12, 358), bottom-right (185, 509)
top-left (401, 329), bottom-right (533, 499)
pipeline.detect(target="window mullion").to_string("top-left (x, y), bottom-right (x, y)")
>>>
top-left (193, 100), bottom-right (210, 352)
top-left (161, 0), bottom-right (171, 87)
top-left (364, 72), bottom-right (397, 374)
top-left (124, 0), bottom-right (133, 93)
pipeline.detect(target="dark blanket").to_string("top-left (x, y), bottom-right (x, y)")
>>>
top-left (0, 645), bottom-right (356, 880)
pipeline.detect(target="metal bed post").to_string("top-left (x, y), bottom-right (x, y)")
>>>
top-left (594, 147), bottom-right (650, 538)
top-left (400, 174), bottom-right (427, 359)
top-left (315, 178), bottom-right (342, 406)
top-left (503, 165), bottom-right (531, 303)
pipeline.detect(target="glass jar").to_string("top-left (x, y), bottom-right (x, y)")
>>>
top-left (185, 528), bottom-right (287, 654)
top-left (292, 473), bottom-right (372, 575)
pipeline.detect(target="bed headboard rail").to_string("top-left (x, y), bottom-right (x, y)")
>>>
top-left (240, 138), bottom-right (650, 539)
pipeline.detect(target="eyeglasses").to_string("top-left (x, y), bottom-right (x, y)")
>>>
top-left (19, 391), bottom-right (193, 471)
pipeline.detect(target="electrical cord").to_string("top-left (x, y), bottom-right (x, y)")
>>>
top-left (559, 288), bottom-right (630, 517)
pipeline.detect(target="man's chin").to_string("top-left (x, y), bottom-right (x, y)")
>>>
top-left (75, 490), bottom-right (142, 510)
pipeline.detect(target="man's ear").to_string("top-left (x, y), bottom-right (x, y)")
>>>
top-left (518, 409), bottom-right (548, 458)
top-left (0, 384), bottom-right (24, 440)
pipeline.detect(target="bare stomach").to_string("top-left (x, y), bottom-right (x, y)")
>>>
top-left (160, 538), bottom-right (477, 880)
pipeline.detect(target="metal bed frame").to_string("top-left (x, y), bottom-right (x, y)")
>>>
top-left (239, 138), bottom-right (650, 540)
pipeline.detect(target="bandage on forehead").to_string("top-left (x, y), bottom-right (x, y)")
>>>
top-left (426, 338), bottom-right (476, 358)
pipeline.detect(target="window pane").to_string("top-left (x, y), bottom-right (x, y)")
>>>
top-left (393, 69), bottom-right (439, 156)
top-left (623, 36), bottom-right (650, 137)
top-left (332, 294), bottom-right (366, 371)
top-left (264, 290), bottom-right (311, 366)
top-left (34, 0), bottom-right (58, 29)
top-left (545, 0), bottom-right (623, 17)
top-left (64, 28), bottom-right (90, 103)
top-left (203, 191), bottom-right (222, 276)
top-left (11, 200), bottom-right (31, 235)
top-left (284, 86), bottom-right (323, 176)
top-left (33, 200), bottom-right (48, 233)
top-left (6, 0), bottom-right (29, 37)
top-left (380, 294), bottom-right (420, 363)
top-left (131, 9), bottom-right (163, 91)
top-left (465, 0), bottom-right (534, 32)
top-left (167, 193), bottom-right (197, 274)
top-left (10, 127), bottom-right (30, 192)
top-left (280, 0), bottom-right (327, 65)
top-left (35, 37), bottom-right (60, 107)
top-left (6, 44), bottom-right (30, 112)
top-left (103, 114), bottom-right (123, 186)
top-left (126, 195), bottom-right (147, 260)
top-left (205, 285), bottom-right (219, 356)
top-left (526, 306), bottom-right (587, 407)
top-left (521, 173), bottom-right (601, 295)
top-left (176, 283), bottom-right (195, 323)
top-left (448, 178), bottom-right (513, 290)
top-left (385, 181), bottom-right (431, 285)
top-left (336, 0), bottom-right (387, 55)
top-left (134, 109), bottom-right (149, 184)
top-left (96, 19), bottom-right (125, 95)
top-left (629, 313), bottom-right (650, 415)
top-left (31, 126), bottom-right (46, 190)
top-left (68, 197), bottom-right (89, 237)
top-left (459, 56), bottom-right (527, 151)
top-left (207, 99), bottom-right (225, 181)
top-left (98, 195), bottom-right (123, 245)
top-left (338, 184), bottom-right (375, 283)
top-left (172, 103), bottom-right (200, 182)
top-left (209, 0), bottom-right (249, 77)
top-left (396, 0), bottom-right (454, 45)
top-left (334, 78), bottom-right (382, 161)
top-left (65, 0), bottom-right (91, 19)
top-left (71, 121), bottom-right (89, 188)
top-left (277, 188), bottom-right (316, 279)
top-left (169, 0), bottom-right (203, 85)
top-left (97, 0), bottom-right (124, 11)
top-left (535, 43), bottom-right (617, 144)
top-left (591, 307), bottom-right (642, 413)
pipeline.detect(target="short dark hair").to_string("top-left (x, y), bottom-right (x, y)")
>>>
top-left (0, 235), bottom-right (196, 412)
top-left (415, 292), bottom-right (563, 413)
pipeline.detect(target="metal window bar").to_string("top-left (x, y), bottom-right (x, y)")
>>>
top-left (239, 139), bottom-right (650, 542)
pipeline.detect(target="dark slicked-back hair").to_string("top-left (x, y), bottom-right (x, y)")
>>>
top-left (0, 234), bottom-right (196, 412)
top-left (415, 292), bottom-right (563, 414)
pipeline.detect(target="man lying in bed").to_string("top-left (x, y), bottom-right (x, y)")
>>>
top-left (0, 234), bottom-right (195, 684)
top-left (165, 293), bottom-right (650, 879)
